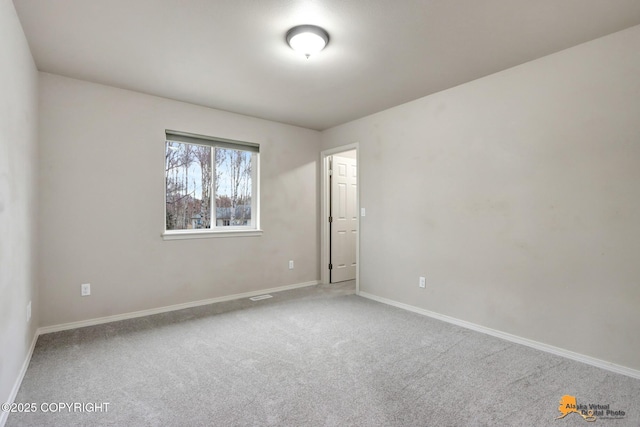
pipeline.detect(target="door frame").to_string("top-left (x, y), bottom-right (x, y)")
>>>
top-left (320, 143), bottom-right (360, 293)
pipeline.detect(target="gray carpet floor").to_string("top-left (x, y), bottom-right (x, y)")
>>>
top-left (7, 281), bottom-right (640, 426)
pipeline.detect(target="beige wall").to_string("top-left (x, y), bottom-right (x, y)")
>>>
top-left (0, 0), bottom-right (39, 410)
top-left (322, 25), bottom-right (640, 371)
top-left (38, 73), bottom-right (321, 326)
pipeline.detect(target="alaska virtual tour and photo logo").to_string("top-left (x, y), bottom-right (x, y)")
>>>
top-left (556, 395), bottom-right (626, 422)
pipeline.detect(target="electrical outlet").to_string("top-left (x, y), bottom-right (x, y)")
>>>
top-left (81, 283), bottom-right (91, 296)
top-left (288, 260), bottom-right (294, 270)
top-left (419, 276), bottom-right (426, 288)
top-left (27, 301), bottom-right (31, 323)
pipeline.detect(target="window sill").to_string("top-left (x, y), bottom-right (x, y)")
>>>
top-left (162, 229), bottom-right (263, 241)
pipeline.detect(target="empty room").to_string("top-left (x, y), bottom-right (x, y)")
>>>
top-left (1, 0), bottom-right (640, 425)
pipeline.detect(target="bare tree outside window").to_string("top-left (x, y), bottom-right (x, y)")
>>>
top-left (215, 148), bottom-right (252, 226)
top-left (165, 141), bottom-right (209, 230)
top-left (165, 136), bottom-right (257, 232)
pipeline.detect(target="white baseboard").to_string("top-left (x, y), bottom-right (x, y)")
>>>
top-left (38, 280), bottom-right (319, 335)
top-left (358, 291), bottom-right (640, 380)
top-left (0, 331), bottom-right (38, 427)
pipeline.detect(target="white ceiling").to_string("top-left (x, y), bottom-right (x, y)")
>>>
top-left (13, 0), bottom-right (640, 130)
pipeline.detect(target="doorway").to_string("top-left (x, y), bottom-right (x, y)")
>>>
top-left (320, 144), bottom-right (359, 291)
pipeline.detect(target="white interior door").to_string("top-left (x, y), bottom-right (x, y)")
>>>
top-left (330, 155), bottom-right (357, 283)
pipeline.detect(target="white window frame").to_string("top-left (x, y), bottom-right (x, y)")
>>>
top-left (162, 130), bottom-right (261, 240)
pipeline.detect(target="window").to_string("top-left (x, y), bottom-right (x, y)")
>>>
top-left (164, 130), bottom-right (260, 239)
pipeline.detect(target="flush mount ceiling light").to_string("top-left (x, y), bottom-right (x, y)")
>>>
top-left (286, 25), bottom-right (329, 58)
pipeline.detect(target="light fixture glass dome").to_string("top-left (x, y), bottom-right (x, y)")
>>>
top-left (286, 25), bottom-right (329, 58)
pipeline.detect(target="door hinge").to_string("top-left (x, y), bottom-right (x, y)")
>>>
top-left (329, 264), bottom-right (333, 270)
top-left (329, 217), bottom-right (333, 223)
top-left (329, 169), bottom-right (333, 176)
